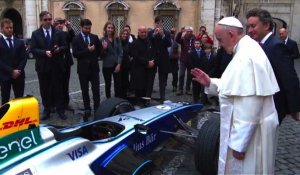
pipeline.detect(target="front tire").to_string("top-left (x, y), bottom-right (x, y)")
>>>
top-left (94, 97), bottom-right (134, 120)
top-left (194, 115), bottom-right (220, 175)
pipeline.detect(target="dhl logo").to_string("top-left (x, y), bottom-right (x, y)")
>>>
top-left (0, 117), bottom-right (37, 131)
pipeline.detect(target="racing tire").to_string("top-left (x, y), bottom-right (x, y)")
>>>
top-left (94, 97), bottom-right (134, 120)
top-left (194, 115), bottom-right (220, 175)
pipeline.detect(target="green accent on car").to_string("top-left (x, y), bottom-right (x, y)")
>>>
top-left (0, 127), bottom-right (43, 164)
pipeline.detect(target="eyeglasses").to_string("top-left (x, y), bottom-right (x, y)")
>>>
top-left (43, 18), bottom-right (52, 21)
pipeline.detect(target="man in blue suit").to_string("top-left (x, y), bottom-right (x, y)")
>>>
top-left (279, 27), bottom-right (300, 65)
top-left (0, 18), bottom-right (27, 105)
top-left (31, 11), bottom-right (67, 120)
top-left (246, 8), bottom-right (300, 122)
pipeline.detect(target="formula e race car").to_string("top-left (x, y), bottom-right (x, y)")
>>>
top-left (0, 96), bottom-right (220, 175)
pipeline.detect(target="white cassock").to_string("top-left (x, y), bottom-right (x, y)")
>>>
top-left (205, 35), bottom-right (279, 174)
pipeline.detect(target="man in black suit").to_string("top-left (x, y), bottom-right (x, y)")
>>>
top-left (0, 18), bottom-right (27, 104)
top-left (131, 25), bottom-right (156, 101)
top-left (54, 18), bottom-right (75, 110)
top-left (279, 27), bottom-right (300, 65)
top-left (72, 19), bottom-right (101, 121)
top-left (246, 8), bottom-right (300, 122)
top-left (147, 16), bottom-right (171, 103)
top-left (31, 11), bottom-right (67, 120)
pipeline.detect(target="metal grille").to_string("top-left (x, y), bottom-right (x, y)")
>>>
top-left (69, 15), bottom-right (81, 35)
top-left (162, 15), bottom-right (175, 31)
top-left (112, 15), bottom-right (125, 36)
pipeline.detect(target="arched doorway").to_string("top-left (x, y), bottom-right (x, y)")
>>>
top-left (273, 17), bottom-right (287, 37)
top-left (2, 8), bottom-right (23, 38)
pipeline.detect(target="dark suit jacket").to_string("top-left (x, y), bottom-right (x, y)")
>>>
top-left (131, 37), bottom-right (156, 90)
top-left (286, 38), bottom-right (300, 60)
top-left (262, 34), bottom-right (300, 121)
top-left (0, 37), bottom-right (27, 81)
top-left (190, 49), bottom-right (216, 76)
top-left (63, 29), bottom-right (75, 67)
top-left (31, 27), bottom-right (67, 73)
top-left (147, 29), bottom-right (171, 73)
top-left (72, 33), bottom-right (101, 74)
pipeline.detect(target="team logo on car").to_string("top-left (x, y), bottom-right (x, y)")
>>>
top-left (67, 145), bottom-right (89, 161)
top-left (0, 117), bottom-right (37, 131)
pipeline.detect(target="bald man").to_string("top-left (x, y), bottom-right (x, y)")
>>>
top-left (130, 26), bottom-right (156, 101)
top-left (191, 17), bottom-right (279, 174)
top-left (279, 27), bottom-right (300, 61)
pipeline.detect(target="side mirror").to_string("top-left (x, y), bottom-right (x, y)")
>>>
top-left (134, 124), bottom-right (149, 135)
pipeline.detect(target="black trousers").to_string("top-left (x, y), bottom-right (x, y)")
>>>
top-left (170, 60), bottom-right (179, 88)
top-left (120, 68), bottom-right (130, 99)
top-left (1, 77), bottom-right (25, 105)
top-left (134, 69), bottom-right (156, 98)
top-left (38, 69), bottom-right (64, 113)
top-left (78, 72), bottom-right (100, 111)
top-left (62, 65), bottom-right (71, 107)
top-left (158, 71), bottom-right (168, 101)
top-left (192, 82), bottom-right (208, 104)
top-left (102, 66), bottom-right (122, 98)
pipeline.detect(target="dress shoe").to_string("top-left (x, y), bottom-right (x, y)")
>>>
top-left (291, 113), bottom-right (300, 121)
top-left (58, 112), bottom-right (67, 120)
top-left (185, 90), bottom-right (192, 95)
top-left (83, 109), bottom-right (91, 122)
top-left (176, 90), bottom-right (183, 96)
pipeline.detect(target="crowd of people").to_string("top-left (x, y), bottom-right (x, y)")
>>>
top-left (0, 8), bottom-right (300, 174)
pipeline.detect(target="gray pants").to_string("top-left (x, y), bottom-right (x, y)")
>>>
top-left (178, 61), bottom-right (192, 91)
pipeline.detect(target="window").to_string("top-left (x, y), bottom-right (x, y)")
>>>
top-left (154, 1), bottom-right (180, 31)
top-left (63, 1), bottom-right (85, 35)
top-left (106, 1), bottom-right (129, 35)
top-left (69, 15), bottom-right (81, 35)
top-left (112, 15), bottom-right (125, 36)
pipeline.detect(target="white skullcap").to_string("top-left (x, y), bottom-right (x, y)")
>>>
top-left (184, 26), bottom-right (193, 31)
top-left (218, 16), bottom-right (243, 29)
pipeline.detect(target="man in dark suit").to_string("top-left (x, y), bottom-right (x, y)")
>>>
top-left (147, 16), bottom-right (171, 103)
top-left (279, 27), bottom-right (300, 65)
top-left (0, 18), bottom-right (27, 104)
top-left (31, 11), bottom-right (67, 120)
top-left (246, 8), bottom-right (300, 122)
top-left (72, 19), bottom-right (101, 121)
top-left (54, 18), bottom-right (75, 110)
top-left (189, 39), bottom-right (205, 104)
top-left (131, 25), bottom-right (156, 101)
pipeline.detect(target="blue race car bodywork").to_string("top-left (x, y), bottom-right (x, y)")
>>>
top-left (0, 97), bottom-right (202, 175)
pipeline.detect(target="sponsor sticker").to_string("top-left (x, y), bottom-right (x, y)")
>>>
top-left (156, 105), bottom-right (171, 110)
top-left (0, 127), bottom-right (43, 164)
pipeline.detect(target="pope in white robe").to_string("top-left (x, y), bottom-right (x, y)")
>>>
top-left (191, 17), bottom-right (279, 174)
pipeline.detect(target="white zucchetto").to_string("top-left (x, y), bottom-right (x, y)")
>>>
top-left (218, 16), bottom-right (243, 29)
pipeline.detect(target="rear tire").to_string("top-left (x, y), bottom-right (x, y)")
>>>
top-left (94, 97), bottom-right (134, 120)
top-left (194, 116), bottom-right (220, 175)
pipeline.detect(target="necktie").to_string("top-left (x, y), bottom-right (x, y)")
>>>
top-left (197, 50), bottom-right (200, 58)
top-left (7, 38), bottom-right (13, 49)
top-left (84, 35), bottom-right (89, 46)
top-left (46, 30), bottom-right (51, 47)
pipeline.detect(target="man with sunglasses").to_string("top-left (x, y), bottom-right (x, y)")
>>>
top-left (31, 11), bottom-right (67, 120)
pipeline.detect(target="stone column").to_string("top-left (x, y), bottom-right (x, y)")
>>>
top-left (25, 0), bottom-right (38, 38)
top-left (41, 0), bottom-right (48, 11)
top-left (200, 0), bottom-right (216, 46)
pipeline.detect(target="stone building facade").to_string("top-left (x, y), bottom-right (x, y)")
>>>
top-left (0, 0), bottom-right (299, 48)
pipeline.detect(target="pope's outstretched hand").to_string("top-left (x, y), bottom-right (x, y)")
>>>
top-left (191, 68), bottom-right (211, 87)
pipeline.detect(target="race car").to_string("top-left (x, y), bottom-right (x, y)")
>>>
top-left (0, 96), bottom-right (220, 175)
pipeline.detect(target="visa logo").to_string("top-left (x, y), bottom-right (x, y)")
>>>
top-left (67, 145), bottom-right (88, 161)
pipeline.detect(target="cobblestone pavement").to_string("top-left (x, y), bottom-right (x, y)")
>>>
top-left (22, 59), bottom-right (300, 174)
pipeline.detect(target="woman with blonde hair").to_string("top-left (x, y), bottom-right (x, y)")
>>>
top-left (100, 21), bottom-right (123, 98)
